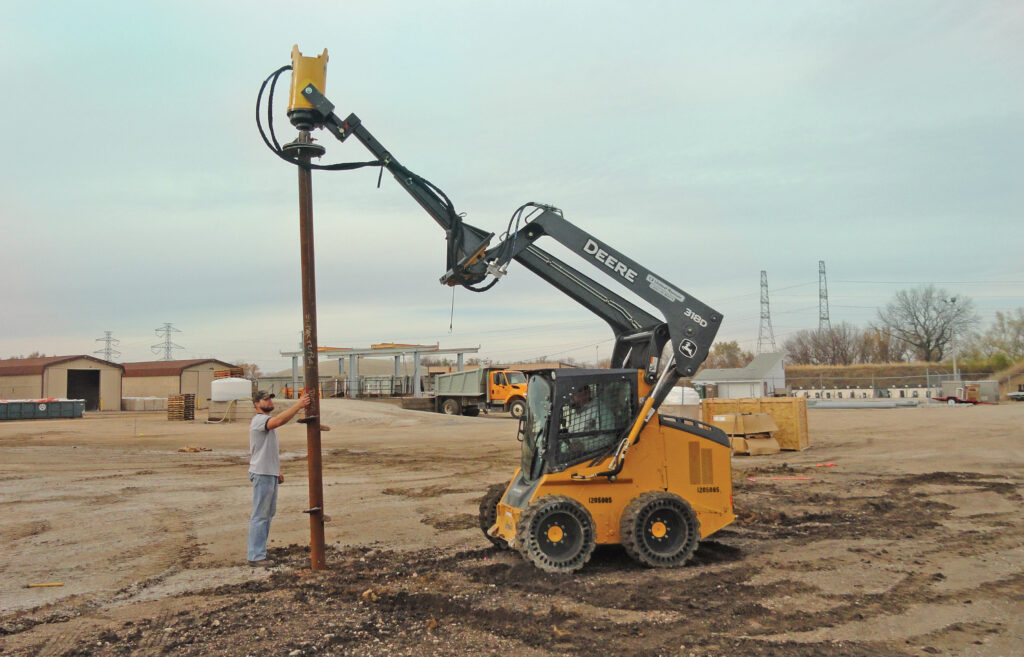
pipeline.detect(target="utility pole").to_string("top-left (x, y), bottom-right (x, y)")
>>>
top-left (946, 297), bottom-right (960, 382)
top-left (151, 323), bottom-right (183, 360)
top-left (818, 260), bottom-right (831, 331)
top-left (283, 46), bottom-right (329, 570)
top-left (94, 331), bottom-right (121, 362)
top-left (757, 270), bottom-right (777, 354)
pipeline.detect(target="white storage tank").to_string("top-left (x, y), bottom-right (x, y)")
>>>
top-left (211, 377), bottom-right (253, 402)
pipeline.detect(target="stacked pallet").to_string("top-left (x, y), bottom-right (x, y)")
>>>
top-left (207, 399), bottom-right (257, 423)
top-left (214, 368), bottom-right (244, 379)
top-left (167, 394), bottom-right (196, 421)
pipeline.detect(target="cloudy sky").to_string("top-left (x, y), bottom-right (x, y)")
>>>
top-left (1, 1), bottom-right (1021, 372)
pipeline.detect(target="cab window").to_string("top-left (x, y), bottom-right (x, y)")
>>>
top-left (552, 379), bottom-right (634, 470)
top-left (493, 372), bottom-right (507, 386)
top-left (506, 371), bottom-right (527, 385)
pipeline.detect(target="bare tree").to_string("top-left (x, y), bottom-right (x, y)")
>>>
top-left (858, 327), bottom-right (908, 363)
top-left (979, 308), bottom-right (1024, 361)
top-left (784, 325), bottom-right (863, 365)
top-left (874, 285), bottom-right (978, 362)
top-left (819, 323), bottom-right (862, 366)
top-left (782, 331), bottom-right (816, 365)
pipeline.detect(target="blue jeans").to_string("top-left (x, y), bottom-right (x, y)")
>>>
top-left (247, 473), bottom-right (278, 561)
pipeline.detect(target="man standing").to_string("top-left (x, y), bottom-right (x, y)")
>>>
top-left (247, 389), bottom-right (310, 567)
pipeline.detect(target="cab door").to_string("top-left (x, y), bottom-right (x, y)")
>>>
top-left (489, 371), bottom-right (509, 403)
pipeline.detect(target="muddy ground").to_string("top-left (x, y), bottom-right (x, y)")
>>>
top-left (1, 400), bottom-right (1022, 656)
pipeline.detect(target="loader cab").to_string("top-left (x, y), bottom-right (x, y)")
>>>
top-left (521, 369), bottom-right (639, 482)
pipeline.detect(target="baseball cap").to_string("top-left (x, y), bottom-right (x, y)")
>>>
top-left (253, 390), bottom-right (276, 403)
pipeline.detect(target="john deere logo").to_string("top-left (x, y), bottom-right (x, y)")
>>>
top-left (678, 339), bottom-right (697, 359)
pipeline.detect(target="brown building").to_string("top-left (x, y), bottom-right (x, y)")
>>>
top-left (121, 359), bottom-right (236, 409)
top-left (0, 356), bottom-right (124, 411)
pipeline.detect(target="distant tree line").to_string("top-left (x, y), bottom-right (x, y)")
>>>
top-left (778, 285), bottom-right (1022, 369)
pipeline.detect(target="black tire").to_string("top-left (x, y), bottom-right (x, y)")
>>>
top-left (463, 405), bottom-right (481, 417)
top-left (441, 398), bottom-right (461, 415)
top-left (620, 491), bottom-right (700, 568)
top-left (516, 495), bottom-right (596, 573)
top-left (478, 481), bottom-right (510, 548)
top-left (508, 399), bottom-right (526, 419)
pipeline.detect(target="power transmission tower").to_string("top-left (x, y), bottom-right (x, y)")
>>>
top-left (818, 260), bottom-right (831, 331)
top-left (94, 331), bottom-right (121, 362)
top-left (151, 323), bottom-right (184, 360)
top-left (757, 270), bottom-right (777, 354)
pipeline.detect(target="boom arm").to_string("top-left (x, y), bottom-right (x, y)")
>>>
top-left (294, 84), bottom-right (723, 389)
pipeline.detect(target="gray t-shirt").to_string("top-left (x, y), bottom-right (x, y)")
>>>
top-left (249, 413), bottom-right (280, 476)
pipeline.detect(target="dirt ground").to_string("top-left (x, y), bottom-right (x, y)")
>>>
top-left (1, 400), bottom-right (1022, 656)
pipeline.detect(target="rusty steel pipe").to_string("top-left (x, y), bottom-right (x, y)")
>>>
top-left (285, 131), bottom-right (327, 570)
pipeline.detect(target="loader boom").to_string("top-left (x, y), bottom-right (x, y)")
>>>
top-left (295, 84), bottom-right (723, 397)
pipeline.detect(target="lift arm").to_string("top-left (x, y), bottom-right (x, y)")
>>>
top-left (292, 84), bottom-right (723, 388)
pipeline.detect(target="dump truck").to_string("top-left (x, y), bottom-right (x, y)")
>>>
top-left (433, 368), bottom-right (528, 417)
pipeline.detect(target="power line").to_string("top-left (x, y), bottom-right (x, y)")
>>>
top-left (819, 260), bottom-right (831, 331)
top-left (151, 323), bottom-right (184, 360)
top-left (835, 280), bottom-right (1024, 285)
top-left (757, 270), bottom-right (777, 354)
top-left (93, 331), bottom-right (121, 362)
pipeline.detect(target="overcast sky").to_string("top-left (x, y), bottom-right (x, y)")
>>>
top-left (1, 1), bottom-right (1021, 372)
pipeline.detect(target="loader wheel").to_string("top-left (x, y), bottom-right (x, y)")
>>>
top-left (516, 495), bottom-right (596, 573)
top-left (441, 398), bottom-right (461, 415)
top-left (478, 481), bottom-right (510, 549)
top-left (620, 492), bottom-right (700, 568)
top-left (508, 399), bottom-right (526, 419)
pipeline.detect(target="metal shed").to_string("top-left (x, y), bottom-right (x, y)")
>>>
top-left (691, 352), bottom-right (786, 399)
top-left (0, 355), bottom-right (124, 411)
top-left (121, 359), bottom-right (236, 409)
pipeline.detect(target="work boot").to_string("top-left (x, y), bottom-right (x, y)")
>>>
top-left (247, 558), bottom-right (275, 568)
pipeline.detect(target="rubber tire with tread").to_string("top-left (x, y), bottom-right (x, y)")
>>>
top-left (463, 405), bottom-right (481, 417)
top-left (478, 481), bottom-right (510, 548)
top-left (441, 398), bottom-right (461, 415)
top-left (620, 491), bottom-right (700, 568)
top-left (516, 495), bottom-right (596, 573)
top-left (508, 399), bottom-right (526, 419)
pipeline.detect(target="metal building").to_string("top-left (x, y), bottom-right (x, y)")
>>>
top-left (121, 359), bottom-right (236, 409)
top-left (691, 352), bottom-right (786, 399)
top-left (0, 355), bottom-right (124, 411)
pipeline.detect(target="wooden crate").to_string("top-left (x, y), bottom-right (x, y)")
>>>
top-left (702, 397), bottom-right (809, 450)
top-left (207, 400), bottom-right (257, 423)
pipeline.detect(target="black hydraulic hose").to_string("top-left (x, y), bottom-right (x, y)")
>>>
top-left (256, 66), bottom-right (381, 172)
top-left (257, 66), bottom-right (501, 293)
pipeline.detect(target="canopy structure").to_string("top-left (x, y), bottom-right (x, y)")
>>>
top-left (279, 343), bottom-right (480, 398)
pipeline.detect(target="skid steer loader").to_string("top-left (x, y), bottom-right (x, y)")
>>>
top-left (259, 46), bottom-right (735, 573)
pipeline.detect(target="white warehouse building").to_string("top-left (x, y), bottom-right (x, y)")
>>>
top-left (691, 353), bottom-right (786, 399)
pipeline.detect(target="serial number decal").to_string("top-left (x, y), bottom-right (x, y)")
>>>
top-left (697, 486), bottom-right (720, 493)
top-left (588, 496), bottom-right (613, 504)
top-left (646, 274), bottom-right (686, 303)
